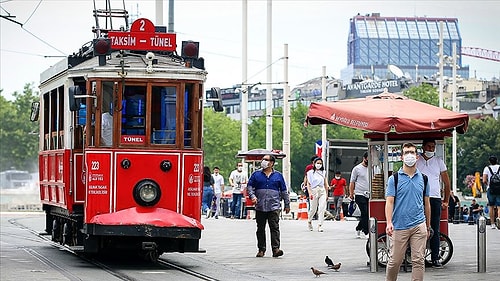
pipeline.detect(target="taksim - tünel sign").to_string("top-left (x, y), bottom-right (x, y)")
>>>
top-left (108, 18), bottom-right (176, 51)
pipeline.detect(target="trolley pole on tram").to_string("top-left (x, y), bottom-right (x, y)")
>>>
top-left (477, 216), bottom-right (486, 272)
top-left (369, 217), bottom-right (378, 272)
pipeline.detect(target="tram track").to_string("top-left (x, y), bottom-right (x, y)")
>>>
top-left (6, 217), bottom-right (221, 281)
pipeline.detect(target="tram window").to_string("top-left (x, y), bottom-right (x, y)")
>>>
top-left (151, 86), bottom-right (176, 144)
top-left (100, 82), bottom-right (114, 147)
top-left (184, 86), bottom-right (191, 147)
top-left (121, 86), bottom-right (146, 140)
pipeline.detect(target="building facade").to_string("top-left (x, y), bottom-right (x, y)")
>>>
top-left (341, 13), bottom-right (470, 84)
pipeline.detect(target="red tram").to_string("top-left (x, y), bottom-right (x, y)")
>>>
top-left (30, 15), bottom-right (222, 260)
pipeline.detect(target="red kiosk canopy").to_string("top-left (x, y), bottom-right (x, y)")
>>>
top-left (305, 92), bottom-right (469, 137)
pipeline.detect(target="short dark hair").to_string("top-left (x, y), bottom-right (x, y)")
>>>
top-left (266, 154), bottom-right (276, 163)
top-left (489, 155), bottom-right (498, 165)
top-left (363, 151), bottom-right (368, 159)
top-left (422, 138), bottom-right (436, 146)
top-left (335, 171), bottom-right (342, 175)
top-left (214, 166), bottom-right (220, 170)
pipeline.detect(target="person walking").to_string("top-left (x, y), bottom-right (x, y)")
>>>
top-left (212, 166), bottom-right (225, 219)
top-left (349, 151), bottom-right (370, 238)
top-left (229, 162), bottom-right (248, 219)
top-left (416, 139), bottom-right (451, 268)
top-left (330, 171), bottom-right (347, 221)
top-left (247, 154), bottom-right (290, 258)
top-left (385, 142), bottom-right (431, 281)
top-left (202, 166), bottom-right (215, 219)
top-left (482, 155), bottom-right (500, 229)
top-left (306, 157), bottom-right (329, 232)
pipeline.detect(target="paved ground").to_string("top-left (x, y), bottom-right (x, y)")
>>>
top-left (2, 211), bottom-right (499, 281)
top-left (196, 214), bottom-right (500, 280)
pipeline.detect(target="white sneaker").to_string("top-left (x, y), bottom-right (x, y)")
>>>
top-left (365, 234), bottom-right (370, 239)
top-left (318, 225), bottom-right (324, 232)
top-left (356, 230), bottom-right (361, 238)
top-left (308, 222), bottom-right (313, 231)
top-left (491, 223), bottom-right (496, 229)
top-left (206, 208), bottom-right (211, 219)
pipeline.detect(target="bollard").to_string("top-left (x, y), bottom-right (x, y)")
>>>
top-left (369, 217), bottom-right (378, 272)
top-left (477, 216), bottom-right (486, 272)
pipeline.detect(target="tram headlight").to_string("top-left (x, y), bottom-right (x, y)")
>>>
top-left (133, 180), bottom-right (161, 207)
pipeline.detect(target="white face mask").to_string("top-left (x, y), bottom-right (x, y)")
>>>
top-left (237, 167), bottom-right (242, 172)
top-left (403, 154), bottom-right (417, 167)
top-left (335, 176), bottom-right (341, 180)
top-left (315, 163), bottom-right (323, 170)
top-left (424, 151), bottom-right (435, 158)
top-left (261, 160), bottom-right (269, 169)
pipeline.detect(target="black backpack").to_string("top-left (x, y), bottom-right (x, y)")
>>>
top-left (392, 172), bottom-right (428, 201)
top-left (487, 166), bottom-right (500, 195)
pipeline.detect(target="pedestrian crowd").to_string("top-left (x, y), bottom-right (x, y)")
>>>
top-left (200, 146), bottom-right (498, 281)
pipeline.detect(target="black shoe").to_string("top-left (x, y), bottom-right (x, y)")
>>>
top-left (431, 260), bottom-right (443, 268)
top-left (256, 250), bottom-right (265, 257)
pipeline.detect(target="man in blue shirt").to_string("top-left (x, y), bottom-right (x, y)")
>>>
top-left (385, 142), bottom-right (431, 281)
top-left (247, 154), bottom-right (290, 258)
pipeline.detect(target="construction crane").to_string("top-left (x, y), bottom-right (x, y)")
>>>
top-left (461, 47), bottom-right (500, 62)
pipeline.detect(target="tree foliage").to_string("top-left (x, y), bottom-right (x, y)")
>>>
top-left (0, 84), bottom-right (39, 172)
top-left (202, 109), bottom-right (242, 176)
top-left (454, 117), bottom-right (500, 190)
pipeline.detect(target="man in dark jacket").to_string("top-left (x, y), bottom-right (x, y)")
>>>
top-left (247, 154), bottom-right (290, 258)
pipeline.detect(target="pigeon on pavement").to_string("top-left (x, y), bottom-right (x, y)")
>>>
top-left (325, 255), bottom-right (334, 267)
top-left (311, 267), bottom-right (326, 277)
top-left (330, 262), bottom-right (342, 271)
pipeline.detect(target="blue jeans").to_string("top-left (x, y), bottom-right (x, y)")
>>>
top-left (202, 185), bottom-right (214, 213)
top-left (429, 197), bottom-right (442, 261)
top-left (231, 193), bottom-right (243, 218)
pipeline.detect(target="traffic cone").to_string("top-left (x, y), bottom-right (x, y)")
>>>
top-left (297, 198), bottom-right (308, 220)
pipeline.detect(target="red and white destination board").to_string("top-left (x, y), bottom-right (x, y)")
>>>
top-left (108, 18), bottom-right (176, 51)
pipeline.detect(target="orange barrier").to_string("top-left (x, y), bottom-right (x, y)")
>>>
top-left (297, 198), bottom-right (309, 220)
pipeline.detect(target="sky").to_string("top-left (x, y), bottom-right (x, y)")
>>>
top-left (1, 0), bottom-right (499, 100)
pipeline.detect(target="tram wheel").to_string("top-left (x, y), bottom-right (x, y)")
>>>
top-left (51, 219), bottom-right (60, 242)
top-left (139, 249), bottom-right (160, 262)
top-left (62, 223), bottom-right (71, 246)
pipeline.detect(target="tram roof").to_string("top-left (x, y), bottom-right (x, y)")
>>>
top-left (41, 51), bottom-right (207, 86)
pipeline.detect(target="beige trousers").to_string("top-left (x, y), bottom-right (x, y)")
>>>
top-left (385, 222), bottom-right (427, 281)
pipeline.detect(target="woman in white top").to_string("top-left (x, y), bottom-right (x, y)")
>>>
top-left (306, 157), bottom-right (329, 232)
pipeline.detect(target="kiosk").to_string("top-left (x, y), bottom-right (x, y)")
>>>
top-left (305, 90), bottom-right (469, 267)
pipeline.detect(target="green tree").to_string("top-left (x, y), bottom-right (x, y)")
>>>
top-left (403, 83), bottom-right (439, 106)
top-left (202, 109), bottom-right (242, 178)
top-left (0, 84), bottom-right (39, 172)
top-left (455, 117), bottom-right (500, 191)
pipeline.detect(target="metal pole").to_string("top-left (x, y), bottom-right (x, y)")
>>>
top-left (241, 0), bottom-right (248, 162)
top-left (369, 217), bottom-right (378, 272)
top-left (438, 21), bottom-right (444, 108)
top-left (321, 66), bottom-right (327, 164)
top-left (155, 0), bottom-right (163, 26)
top-left (168, 0), bottom-right (174, 33)
top-left (265, 0), bottom-right (273, 150)
top-left (452, 42), bottom-right (457, 195)
top-left (283, 44), bottom-right (291, 186)
top-left (477, 216), bottom-right (486, 272)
